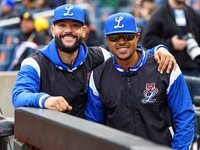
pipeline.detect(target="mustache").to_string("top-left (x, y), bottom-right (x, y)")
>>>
top-left (116, 43), bottom-right (130, 49)
top-left (60, 33), bottom-right (77, 38)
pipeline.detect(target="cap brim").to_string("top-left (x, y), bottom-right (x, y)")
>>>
top-left (53, 18), bottom-right (84, 25)
top-left (104, 30), bottom-right (138, 36)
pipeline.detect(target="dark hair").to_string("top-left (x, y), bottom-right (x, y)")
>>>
top-left (84, 15), bottom-right (90, 26)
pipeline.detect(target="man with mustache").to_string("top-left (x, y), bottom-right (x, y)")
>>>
top-left (12, 4), bottom-right (176, 118)
top-left (84, 12), bottom-right (194, 150)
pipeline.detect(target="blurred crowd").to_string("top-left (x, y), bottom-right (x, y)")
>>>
top-left (0, 0), bottom-right (199, 71)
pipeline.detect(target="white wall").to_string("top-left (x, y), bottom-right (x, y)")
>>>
top-left (0, 71), bottom-right (18, 117)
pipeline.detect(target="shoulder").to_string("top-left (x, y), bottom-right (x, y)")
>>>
top-left (93, 57), bottom-right (113, 77)
top-left (87, 46), bottom-right (103, 55)
top-left (87, 46), bottom-right (111, 62)
top-left (186, 5), bottom-right (200, 20)
top-left (22, 51), bottom-right (48, 69)
top-left (152, 4), bottom-right (167, 16)
top-left (91, 57), bottom-right (113, 89)
top-left (30, 50), bottom-right (47, 62)
top-left (21, 51), bottom-right (44, 76)
top-left (146, 53), bottom-right (156, 64)
top-left (88, 46), bottom-right (110, 57)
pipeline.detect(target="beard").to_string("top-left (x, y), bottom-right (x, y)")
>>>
top-left (115, 44), bottom-right (136, 61)
top-left (55, 33), bottom-right (83, 53)
top-left (116, 51), bottom-right (135, 61)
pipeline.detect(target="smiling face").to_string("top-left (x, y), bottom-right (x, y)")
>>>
top-left (105, 33), bottom-right (140, 61)
top-left (51, 19), bottom-right (87, 53)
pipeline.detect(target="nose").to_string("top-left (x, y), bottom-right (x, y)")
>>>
top-left (118, 34), bottom-right (126, 43)
top-left (63, 25), bottom-right (73, 33)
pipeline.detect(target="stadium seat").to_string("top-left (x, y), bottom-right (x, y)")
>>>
top-left (1, 28), bottom-right (21, 46)
top-left (0, 44), bottom-right (15, 71)
top-left (0, 27), bottom-right (6, 44)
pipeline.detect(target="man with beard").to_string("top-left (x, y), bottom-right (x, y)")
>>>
top-left (141, 0), bottom-right (200, 104)
top-left (12, 4), bottom-right (177, 118)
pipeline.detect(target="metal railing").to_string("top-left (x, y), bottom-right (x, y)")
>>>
top-left (0, 10), bottom-right (54, 27)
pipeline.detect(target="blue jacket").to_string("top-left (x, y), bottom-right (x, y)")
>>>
top-left (85, 45), bottom-right (195, 150)
top-left (12, 37), bottom-right (165, 117)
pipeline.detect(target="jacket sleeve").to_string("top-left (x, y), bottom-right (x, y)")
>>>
top-left (166, 65), bottom-right (195, 150)
top-left (84, 71), bottom-right (105, 124)
top-left (12, 58), bottom-right (50, 108)
top-left (145, 44), bottom-right (169, 54)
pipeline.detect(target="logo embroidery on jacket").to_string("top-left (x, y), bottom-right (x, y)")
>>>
top-left (114, 16), bottom-right (124, 29)
top-left (64, 6), bottom-right (73, 16)
top-left (141, 83), bottom-right (158, 104)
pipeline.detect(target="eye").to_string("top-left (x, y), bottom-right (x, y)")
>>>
top-left (71, 23), bottom-right (82, 30)
top-left (58, 23), bottom-right (65, 27)
top-left (74, 24), bottom-right (81, 27)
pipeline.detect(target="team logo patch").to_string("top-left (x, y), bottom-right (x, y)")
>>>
top-left (114, 16), bottom-right (124, 29)
top-left (64, 6), bottom-right (73, 16)
top-left (141, 83), bottom-right (158, 104)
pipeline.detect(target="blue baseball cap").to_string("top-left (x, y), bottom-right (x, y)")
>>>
top-left (1, 0), bottom-right (15, 9)
top-left (105, 13), bottom-right (138, 35)
top-left (53, 4), bottom-right (84, 25)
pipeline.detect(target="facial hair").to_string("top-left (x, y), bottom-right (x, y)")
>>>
top-left (55, 33), bottom-right (83, 53)
top-left (115, 43), bottom-right (136, 61)
top-left (116, 51), bottom-right (135, 60)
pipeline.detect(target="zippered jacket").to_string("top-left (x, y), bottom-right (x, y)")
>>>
top-left (12, 37), bottom-right (163, 118)
top-left (12, 38), bottom-right (111, 118)
top-left (85, 45), bottom-right (195, 150)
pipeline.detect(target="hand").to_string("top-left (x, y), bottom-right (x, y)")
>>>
top-left (0, 113), bottom-right (5, 119)
top-left (44, 96), bottom-right (72, 112)
top-left (171, 35), bottom-right (187, 51)
top-left (154, 47), bottom-right (177, 74)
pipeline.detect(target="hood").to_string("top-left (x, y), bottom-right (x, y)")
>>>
top-left (39, 38), bottom-right (88, 72)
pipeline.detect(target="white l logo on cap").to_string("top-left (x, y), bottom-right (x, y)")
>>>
top-left (64, 6), bottom-right (73, 16)
top-left (114, 16), bottom-right (124, 29)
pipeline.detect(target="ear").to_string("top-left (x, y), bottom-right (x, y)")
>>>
top-left (82, 25), bottom-right (87, 38)
top-left (51, 25), bottom-right (55, 37)
top-left (104, 36), bottom-right (109, 44)
top-left (136, 33), bottom-right (140, 41)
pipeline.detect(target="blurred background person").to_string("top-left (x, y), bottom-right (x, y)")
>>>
top-left (0, 0), bottom-right (14, 18)
top-left (19, 11), bottom-right (47, 45)
top-left (141, 0), bottom-right (200, 104)
top-left (34, 17), bottom-right (52, 45)
top-left (44, 0), bottom-right (66, 9)
top-left (83, 15), bottom-right (105, 48)
top-left (21, 0), bottom-right (35, 11)
top-left (32, 0), bottom-right (50, 12)
top-left (7, 11), bottom-right (47, 71)
top-left (140, 0), bottom-right (157, 22)
top-left (131, 0), bottom-right (156, 44)
top-left (0, 0), bottom-right (20, 20)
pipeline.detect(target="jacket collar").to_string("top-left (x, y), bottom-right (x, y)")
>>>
top-left (113, 45), bottom-right (147, 75)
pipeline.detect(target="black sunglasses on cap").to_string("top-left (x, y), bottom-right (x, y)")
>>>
top-left (107, 33), bottom-right (136, 42)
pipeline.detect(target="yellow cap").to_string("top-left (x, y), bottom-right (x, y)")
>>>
top-left (22, 12), bottom-right (34, 20)
top-left (34, 17), bottom-right (49, 32)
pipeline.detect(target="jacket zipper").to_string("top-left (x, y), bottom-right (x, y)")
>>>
top-left (71, 61), bottom-right (77, 95)
top-left (71, 72), bottom-right (76, 94)
top-left (127, 72), bottom-right (137, 135)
